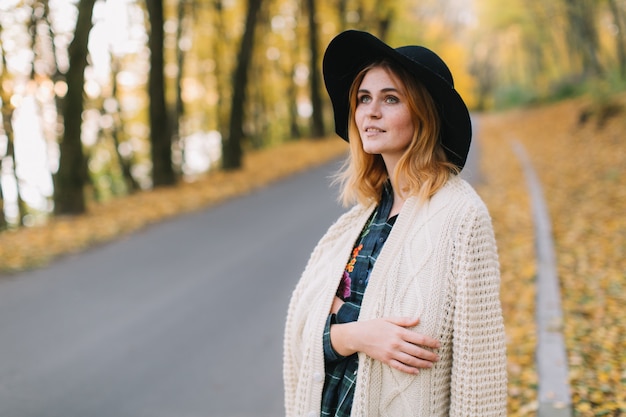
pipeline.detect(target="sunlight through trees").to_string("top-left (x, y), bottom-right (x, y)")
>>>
top-left (0, 0), bottom-right (624, 226)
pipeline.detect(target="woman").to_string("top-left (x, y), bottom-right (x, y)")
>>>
top-left (283, 30), bottom-right (507, 417)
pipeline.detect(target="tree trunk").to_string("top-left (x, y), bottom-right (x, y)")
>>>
top-left (3, 124), bottom-right (27, 226)
top-left (172, 0), bottom-right (188, 175)
top-left (53, 0), bottom-right (97, 215)
top-left (0, 186), bottom-right (6, 231)
top-left (40, 0), bottom-right (67, 165)
top-left (109, 55), bottom-right (139, 193)
top-left (336, 0), bottom-right (348, 31)
top-left (305, 0), bottom-right (325, 138)
top-left (288, 65), bottom-right (301, 139)
top-left (0, 89), bottom-right (24, 227)
top-left (28, 2), bottom-right (38, 81)
top-left (222, 0), bottom-right (263, 170)
top-left (468, 41), bottom-right (496, 111)
top-left (212, 0), bottom-right (229, 134)
top-left (0, 27), bottom-right (23, 227)
top-left (0, 140), bottom-right (8, 230)
top-left (372, 0), bottom-right (393, 41)
top-left (563, 0), bottom-right (602, 77)
top-left (0, 98), bottom-right (8, 228)
top-left (146, 0), bottom-right (176, 187)
top-left (526, 2), bottom-right (567, 81)
top-left (607, 0), bottom-right (626, 78)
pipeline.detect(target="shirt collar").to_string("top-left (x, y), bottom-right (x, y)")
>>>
top-left (375, 181), bottom-right (394, 223)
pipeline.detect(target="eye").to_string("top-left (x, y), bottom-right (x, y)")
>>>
top-left (357, 94), bottom-right (371, 104)
top-left (384, 95), bottom-right (399, 104)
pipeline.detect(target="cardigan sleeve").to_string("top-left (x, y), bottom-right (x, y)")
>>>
top-left (323, 314), bottom-right (347, 363)
top-left (283, 204), bottom-right (375, 417)
top-left (283, 273), bottom-right (305, 417)
top-left (449, 204), bottom-right (508, 417)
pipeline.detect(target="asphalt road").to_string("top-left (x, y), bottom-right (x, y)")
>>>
top-left (0, 138), bottom-right (480, 417)
top-left (0, 160), bottom-right (346, 417)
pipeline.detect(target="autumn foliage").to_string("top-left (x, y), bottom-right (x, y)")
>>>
top-left (0, 138), bottom-right (347, 271)
top-left (1, 93), bottom-right (625, 415)
top-left (478, 93), bottom-right (626, 415)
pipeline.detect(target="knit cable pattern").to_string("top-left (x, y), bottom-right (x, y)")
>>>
top-left (284, 177), bottom-right (507, 417)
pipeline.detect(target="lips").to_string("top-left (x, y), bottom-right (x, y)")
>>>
top-left (363, 126), bottom-right (386, 133)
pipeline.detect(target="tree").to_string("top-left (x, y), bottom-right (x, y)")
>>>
top-left (211, 0), bottom-right (229, 133)
top-left (563, 0), bottom-right (602, 77)
top-left (0, 25), bottom-right (24, 227)
top-left (607, 0), bottom-right (626, 78)
top-left (146, 0), bottom-right (176, 186)
top-left (222, 0), bottom-right (263, 170)
top-left (468, 40), bottom-right (497, 111)
top-left (53, 0), bottom-right (97, 215)
top-left (0, 68), bottom-right (17, 229)
top-left (287, 64), bottom-right (301, 140)
top-left (0, 181), bottom-right (6, 231)
top-left (172, 0), bottom-right (191, 174)
top-left (336, 0), bottom-right (349, 31)
top-left (108, 56), bottom-right (139, 193)
top-left (304, 0), bottom-right (325, 138)
top-left (0, 95), bottom-right (26, 226)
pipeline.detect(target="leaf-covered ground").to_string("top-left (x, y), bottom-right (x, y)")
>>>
top-left (1, 95), bottom-right (624, 415)
top-left (0, 138), bottom-right (348, 272)
top-left (478, 93), bottom-right (626, 416)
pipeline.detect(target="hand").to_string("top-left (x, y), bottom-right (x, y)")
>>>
top-left (330, 316), bottom-right (440, 375)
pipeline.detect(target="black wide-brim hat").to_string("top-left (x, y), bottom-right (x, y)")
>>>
top-left (323, 30), bottom-right (472, 170)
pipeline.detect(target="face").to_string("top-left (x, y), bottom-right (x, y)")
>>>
top-left (354, 66), bottom-right (415, 167)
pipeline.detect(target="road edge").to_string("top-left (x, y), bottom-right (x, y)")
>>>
top-left (511, 140), bottom-right (573, 417)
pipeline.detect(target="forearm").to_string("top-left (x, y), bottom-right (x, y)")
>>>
top-left (329, 316), bottom-right (440, 374)
top-left (329, 322), bottom-right (359, 357)
top-left (328, 296), bottom-right (362, 357)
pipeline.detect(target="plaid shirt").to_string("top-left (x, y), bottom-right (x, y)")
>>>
top-left (321, 183), bottom-right (396, 417)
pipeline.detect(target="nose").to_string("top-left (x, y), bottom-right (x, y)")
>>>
top-left (366, 101), bottom-right (382, 118)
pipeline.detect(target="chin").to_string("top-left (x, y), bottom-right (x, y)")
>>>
top-left (361, 143), bottom-right (381, 155)
top-left (362, 148), bottom-right (381, 156)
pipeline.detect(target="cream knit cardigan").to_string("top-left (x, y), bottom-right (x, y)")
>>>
top-left (283, 176), bottom-right (507, 417)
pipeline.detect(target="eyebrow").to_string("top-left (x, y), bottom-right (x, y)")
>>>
top-left (357, 87), bottom-right (400, 94)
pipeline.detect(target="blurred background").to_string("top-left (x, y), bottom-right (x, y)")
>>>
top-left (0, 0), bottom-right (624, 230)
top-left (1, 2), bottom-right (625, 416)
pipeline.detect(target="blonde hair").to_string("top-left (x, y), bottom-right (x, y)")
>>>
top-left (334, 60), bottom-right (459, 207)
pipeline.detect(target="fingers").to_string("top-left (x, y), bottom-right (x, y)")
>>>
top-left (389, 349), bottom-right (437, 375)
top-left (387, 316), bottom-right (420, 328)
top-left (400, 342), bottom-right (440, 364)
top-left (389, 358), bottom-right (421, 375)
top-left (385, 317), bottom-right (441, 372)
top-left (394, 351), bottom-right (436, 371)
top-left (403, 330), bottom-right (441, 350)
top-left (386, 316), bottom-right (441, 349)
top-left (352, 317), bottom-right (442, 375)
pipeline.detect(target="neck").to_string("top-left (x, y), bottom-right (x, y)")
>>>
top-left (388, 189), bottom-right (404, 218)
top-left (382, 154), bottom-right (400, 178)
top-left (382, 155), bottom-right (406, 218)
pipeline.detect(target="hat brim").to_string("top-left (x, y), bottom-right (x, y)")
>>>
top-left (322, 30), bottom-right (472, 170)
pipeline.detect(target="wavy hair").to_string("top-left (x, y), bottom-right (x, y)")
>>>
top-left (334, 60), bottom-right (459, 207)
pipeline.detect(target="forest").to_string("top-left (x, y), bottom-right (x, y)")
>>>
top-left (0, 0), bottom-right (625, 230)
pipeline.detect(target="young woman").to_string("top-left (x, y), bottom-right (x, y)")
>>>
top-left (284, 30), bottom-right (507, 417)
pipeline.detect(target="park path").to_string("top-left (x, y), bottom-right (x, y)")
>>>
top-left (0, 137), bottom-right (484, 417)
top-left (0, 159), bottom-right (346, 417)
